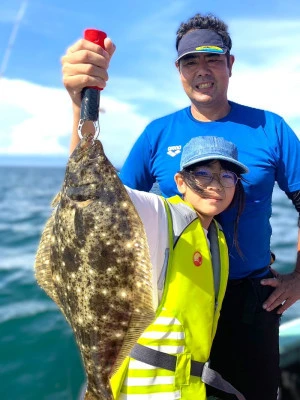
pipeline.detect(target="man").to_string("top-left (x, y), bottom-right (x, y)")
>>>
top-left (61, 13), bottom-right (300, 400)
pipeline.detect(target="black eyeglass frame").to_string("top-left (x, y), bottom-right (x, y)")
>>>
top-left (189, 169), bottom-right (240, 188)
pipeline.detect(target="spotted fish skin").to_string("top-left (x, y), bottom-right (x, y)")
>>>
top-left (34, 133), bottom-right (155, 399)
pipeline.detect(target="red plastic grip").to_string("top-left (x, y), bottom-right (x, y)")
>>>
top-left (84, 29), bottom-right (107, 47)
top-left (84, 29), bottom-right (107, 90)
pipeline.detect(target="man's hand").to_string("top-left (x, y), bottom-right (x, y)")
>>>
top-left (61, 37), bottom-right (116, 107)
top-left (261, 267), bottom-right (300, 314)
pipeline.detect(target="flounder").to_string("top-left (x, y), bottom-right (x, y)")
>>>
top-left (34, 133), bottom-right (155, 399)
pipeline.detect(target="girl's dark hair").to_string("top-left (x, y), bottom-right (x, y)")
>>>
top-left (176, 13), bottom-right (232, 64)
top-left (180, 160), bottom-right (246, 257)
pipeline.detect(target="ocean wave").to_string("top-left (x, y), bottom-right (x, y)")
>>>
top-left (0, 299), bottom-right (58, 324)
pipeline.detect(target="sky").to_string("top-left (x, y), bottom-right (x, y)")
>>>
top-left (0, 0), bottom-right (300, 168)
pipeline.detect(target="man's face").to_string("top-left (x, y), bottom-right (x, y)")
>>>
top-left (176, 52), bottom-right (234, 109)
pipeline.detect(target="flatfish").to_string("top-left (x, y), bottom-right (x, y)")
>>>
top-left (34, 133), bottom-right (155, 399)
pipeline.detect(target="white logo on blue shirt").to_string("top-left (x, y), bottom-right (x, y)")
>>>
top-left (167, 145), bottom-right (182, 157)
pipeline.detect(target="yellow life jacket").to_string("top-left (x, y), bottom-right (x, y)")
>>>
top-left (110, 195), bottom-right (229, 399)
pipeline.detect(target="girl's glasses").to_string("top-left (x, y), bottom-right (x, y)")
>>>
top-left (191, 168), bottom-right (239, 188)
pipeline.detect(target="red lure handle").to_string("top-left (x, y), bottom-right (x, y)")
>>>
top-left (84, 28), bottom-right (107, 45)
top-left (80, 29), bottom-right (107, 122)
top-left (84, 29), bottom-right (107, 91)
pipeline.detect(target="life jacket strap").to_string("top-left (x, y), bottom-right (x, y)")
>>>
top-left (130, 344), bottom-right (246, 400)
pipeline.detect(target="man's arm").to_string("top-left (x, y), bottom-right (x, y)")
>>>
top-left (261, 190), bottom-right (300, 314)
top-left (61, 37), bottom-right (116, 154)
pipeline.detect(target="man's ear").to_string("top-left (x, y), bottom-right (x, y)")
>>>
top-left (175, 60), bottom-right (180, 72)
top-left (174, 173), bottom-right (186, 194)
top-left (228, 54), bottom-right (235, 77)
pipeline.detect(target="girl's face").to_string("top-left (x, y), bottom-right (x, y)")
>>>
top-left (175, 160), bottom-right (236, 229)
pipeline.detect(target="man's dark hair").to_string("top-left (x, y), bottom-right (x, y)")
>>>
top-left (176, 13), bottom-right (232, 55)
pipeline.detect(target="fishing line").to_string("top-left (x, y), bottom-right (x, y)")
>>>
top-left (0, 0), bottom-right (28, 78)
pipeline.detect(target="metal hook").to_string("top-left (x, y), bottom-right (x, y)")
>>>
top-left (77, 119), bottom-right (100, 140)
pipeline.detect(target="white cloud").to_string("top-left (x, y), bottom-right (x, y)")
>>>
top-left (228, 18), bottom-right (300, 136)
top-left (98, 97), bottom-right (150, 166)
top-left (0, 78), bottom-right (72, 154)
top-left (229, 59), bottom-right (300, 125)
top-left (0, 78), bottom-right (149, 167)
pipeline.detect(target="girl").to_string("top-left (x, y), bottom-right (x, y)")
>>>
top-left (111, 135), bottom-right (248, 400)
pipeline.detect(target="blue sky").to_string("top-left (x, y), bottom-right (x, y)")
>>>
top-left (1, 0), bottom-right (300, 167)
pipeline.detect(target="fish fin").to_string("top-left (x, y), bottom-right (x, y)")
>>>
top-left (112, 310), bottom-right (155, 375)
top-left (51, 192), bottom-right (61, 208)
top-left (34, 211), bottom-right (65, 312)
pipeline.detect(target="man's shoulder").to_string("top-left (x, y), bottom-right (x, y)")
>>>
top-left (146, 107), bottom-right (190, 129)
top-left (231, 101), bottom-right (283, 122)
top-left (139, 107), bottom-right (191, 148)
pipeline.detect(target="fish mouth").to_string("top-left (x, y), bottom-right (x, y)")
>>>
top-left (72, 133), bottom-right (103, 162)
top-left (79, 132), bottom-right (95, 149)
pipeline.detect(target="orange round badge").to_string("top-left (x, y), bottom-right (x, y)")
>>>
top-left (193, 251), bottom-right (202, 267)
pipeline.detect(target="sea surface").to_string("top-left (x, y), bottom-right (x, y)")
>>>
top-left (1, 165), bottom-right (300, 400)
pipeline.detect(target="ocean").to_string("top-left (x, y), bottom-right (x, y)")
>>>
top-left (1, 165), bottom-right (300, 400)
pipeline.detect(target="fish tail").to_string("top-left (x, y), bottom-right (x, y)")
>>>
top-left (83, 389), bottom-right (113, 400)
